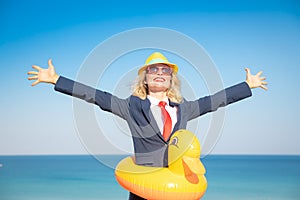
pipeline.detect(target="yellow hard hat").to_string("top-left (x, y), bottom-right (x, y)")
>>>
top-left (138, 52), bottom-right (178, 75)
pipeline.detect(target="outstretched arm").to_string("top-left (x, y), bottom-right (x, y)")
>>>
top-left (27, 59), bottom-right (59, 86)
top-left (28, 59), bottom-right (130, 119)
top-left (245, 68), bottom-right (268, 91)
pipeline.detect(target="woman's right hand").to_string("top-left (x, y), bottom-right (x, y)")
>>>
top-left (27, 59), bottom-right (59, 86)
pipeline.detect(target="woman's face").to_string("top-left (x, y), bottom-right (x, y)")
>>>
top-left (145, 64), bottom-right (172, 93)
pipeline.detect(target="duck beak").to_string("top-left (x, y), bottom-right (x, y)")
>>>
top-left (182, 156), bottom-right (206, 175)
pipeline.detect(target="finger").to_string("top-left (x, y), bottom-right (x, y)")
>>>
top-left (244, 68), bottom-right (250, 74)
top-left (27, 71), bottom-right (38, 75)
top-left (31, 80), bottom-right (39, 86)
top-left (260, 77), bottom-right (266, 81)
top-left (256, 71), bottom-right (263, 77)
top-left (48, 58), bottom-right (53, 67)
top-left (28, 75), bottom-right (38, 80)
top-left (32, 65), bottom-right (41, 71)
top-left (262, 81), bottom-right (268, 85)
top-left (260, 85), bottom-right (268, 91)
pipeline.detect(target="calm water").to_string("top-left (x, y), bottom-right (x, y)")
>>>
top-left (0, 155), bottom-right (299, 200)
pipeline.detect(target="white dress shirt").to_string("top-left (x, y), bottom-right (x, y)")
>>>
top-left (147, 95), bottom-right (178, 135)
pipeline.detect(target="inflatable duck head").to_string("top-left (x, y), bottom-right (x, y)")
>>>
top-left (168, 129), bottom-right (206, 179)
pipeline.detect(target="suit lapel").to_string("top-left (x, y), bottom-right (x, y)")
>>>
top-left (141, 98), bottom-right (165, 141)
top-left (169, 100), bottom-right (181, 135)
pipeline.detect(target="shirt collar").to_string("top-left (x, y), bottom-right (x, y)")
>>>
top-left (147, 95), bottom-right (169, 106)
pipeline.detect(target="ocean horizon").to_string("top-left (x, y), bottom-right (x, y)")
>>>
top-left (0, 154), bottom-right (299, 200)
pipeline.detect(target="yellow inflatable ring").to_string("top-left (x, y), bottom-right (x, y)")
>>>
top-left (115, 129), bottom-right (207, 200)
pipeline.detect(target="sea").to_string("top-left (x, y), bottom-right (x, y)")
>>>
top-left (0, 155), bottom-right (299, 200)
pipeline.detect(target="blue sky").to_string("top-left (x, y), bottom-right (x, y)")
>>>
top-left (1, 0), bottom-right (300, 155)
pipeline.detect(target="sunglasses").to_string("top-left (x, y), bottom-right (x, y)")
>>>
top-left (146, 65), bottom-right (173, 75)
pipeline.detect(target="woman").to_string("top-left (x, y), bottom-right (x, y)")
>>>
top-left (27, 52), bottom-right (267, 199)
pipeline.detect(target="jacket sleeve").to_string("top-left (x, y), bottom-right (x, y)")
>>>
top-left (186, 82), bottom-right (252, 120)
top-left (54, 76), bottom-right (129, 119)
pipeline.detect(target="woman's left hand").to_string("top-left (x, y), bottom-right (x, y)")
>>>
top-left (245, 68), bottom-right (268, 91)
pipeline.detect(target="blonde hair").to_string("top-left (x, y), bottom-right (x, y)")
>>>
top-left (132, 71), bottom-right (183, 103)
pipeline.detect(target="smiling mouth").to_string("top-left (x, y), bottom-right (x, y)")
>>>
top-left (153, 77), bottom-right (166, 82)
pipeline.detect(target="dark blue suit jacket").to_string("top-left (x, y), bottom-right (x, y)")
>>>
top-left (55, 76), bottom-right (252, 167)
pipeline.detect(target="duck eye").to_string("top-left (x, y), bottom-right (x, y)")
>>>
top-left (170, 136), bottom-right (178, 147)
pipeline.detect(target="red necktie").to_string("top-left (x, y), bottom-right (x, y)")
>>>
top-left (158, 101), bottom-right (172, 141)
